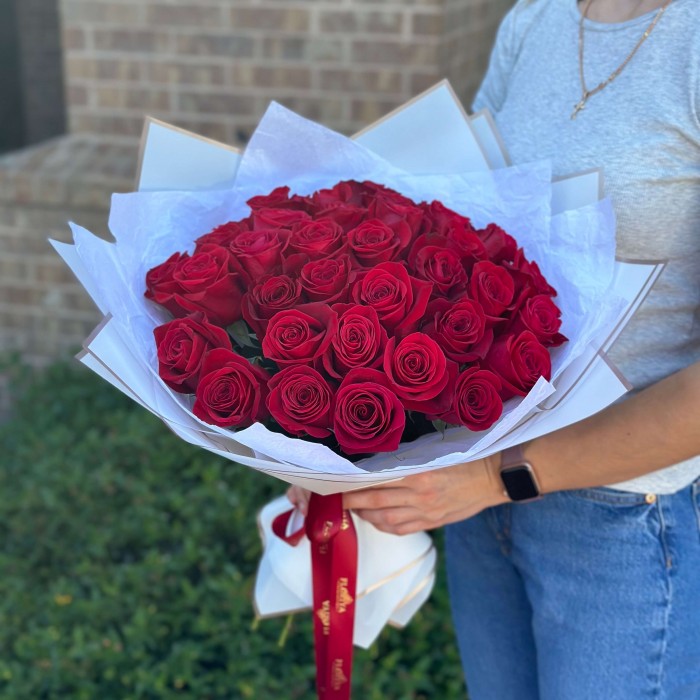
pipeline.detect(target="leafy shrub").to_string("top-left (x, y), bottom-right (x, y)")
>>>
top-left (0, 360), bottom-right (466, 699)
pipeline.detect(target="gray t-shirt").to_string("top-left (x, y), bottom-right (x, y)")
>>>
top-left (475, 0), bottom-right (700, 494)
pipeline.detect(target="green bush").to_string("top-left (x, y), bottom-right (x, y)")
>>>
top-left (0, 360), bottom-right (466, 699)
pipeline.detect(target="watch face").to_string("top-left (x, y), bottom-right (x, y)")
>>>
top-left (501, 466), bottom-right (540, 502)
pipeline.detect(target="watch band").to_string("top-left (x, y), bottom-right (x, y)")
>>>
top-left (500, 443), bottom-right (528, 471)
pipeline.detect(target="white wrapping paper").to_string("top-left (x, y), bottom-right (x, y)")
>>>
top-left (52, 82), bottom-right (664, 646)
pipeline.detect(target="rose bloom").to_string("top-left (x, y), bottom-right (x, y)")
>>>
top-left (247, 186), bottom-right (311, 211)
top-left (227, 229), bottom-right (288, 279)
top-left (369, 193), bottom-right (424, 238)
top-left (299, 255), bottom-right (352, 304)
top-left (351, 261), bottom-right (432, 337)
top-left (193, 348), bottom-right (270, 428)
top-left (478, 223), bottom-right (517, 263)
top-left (154, 312), bottom-right (232, 393)
top-left (262, 303), bottom-right (338, 366)
top-left (145, 247), bottom-right (245, 327)
top-left (509, 248), bottom-right (557, 297)
top-left (421, 200), bottom-right (473, 237)
top-left (483, 330), bottom-right (552, 399)
top-left (251, 208), bottom-right (311, 230)
top-left (333, 368), bottom-right (405, 455)
top-left (314, 202), bottom-right (367, 233)
top-left (323, 303), bottom-right (388, 379)
top-left (445, 226), bottom-right (488, 272)
top-left (383, 332), bottom-right (458, 414)
top-left (311, 180), bottom-right (366, 209)
top-left (509, 294), bottom-right (567, 347)
top-left (242, 274), bottom-right (303, 337)
top-left (423, 297), bottom-right (492, 363)
top-left (347, 218), bottom-right (412, 267)
top-left (287, 219), bottom-right (347, 260)
top-left (469, 260), bottom-right (515, 318)
top-left (194, 220), bottom-right (250, 251)
top-left (436, 367), bottom-right (503, 432)
top-left (407, 234), bottom-right (467, 297)
top-left (267, 365), bottom-right (334, 438)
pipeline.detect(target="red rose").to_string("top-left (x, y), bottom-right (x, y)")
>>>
top-left (383, 332), bottom-right (458, 414)
top-left (154, 313), bottom-right (232, 393)
top-left (423, 298), bottom-right (493, 363)
top-left (323, 303), bottom-right (388, 379)
top-left (407, 234), bottom-right (467, 297)
top-left (509, 294), bottom-right (567, 347)
top-left (351, 262), bottom-right (432, 337)
top-left (314, 203), bottom-right (367, 233)
top-left (369, 194), bottom-right (424, 239)
top-left (421, 200), bottom-right (473, 235)
top-left (287, 219), bottom-right (346, 260)
top-left (193, 348), bottom-right (270, 428)
top-left (333, 368), bottom-right (405, 455)
top-left (483, 330), bottom-right (552, 399)
top-left (445, 227), bottom-right (487, 272)
top-left (194, 220), bottom-right (250, 251)
top-left (477, 223), bottom-right (517, 263)
top-left (312, 180), bottom-right (365, 208)
top-left (262, 303), bottom-right (338, 366)
top-left (362, 181), bottom-right (416, 208)
top-left (299, 255), bottom-right (352, 304)
top-left (267, 365), bottom-right (334, 438)
top-left (437, 368), bottom-right (503, 431)
top-left (347, 218), bottom-right (412, 267)
top-left (145, 252), bottom-right (185, 311)
top-left (247, 186), bottom-right (312, 212)
top-left (145, 247), bottom-right (245, 327)
top-left (227, 229), bottom-right (287, 279)
top-left (252, 208), bottom-right (311, 231)
top-left (469, 260), bottom-right (515, 317)
top-left (242, 274), bottom-right (303, 337)
top-left (509, 248), bottom-right (557, 297)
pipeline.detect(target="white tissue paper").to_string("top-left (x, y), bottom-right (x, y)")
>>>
top-left (52, 81), bottom-right (664, 647)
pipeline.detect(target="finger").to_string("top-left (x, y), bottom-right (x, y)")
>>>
top-left (353, 506), bottom-right (420, 529)
top-left (354, 509), bottom-right (429, 536)
top-left (286, 486), bottom-right (310, 514)
top-left (343, 486), bottom-right (413, 511)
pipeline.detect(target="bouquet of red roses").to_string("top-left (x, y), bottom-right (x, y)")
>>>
top-left (52, 84), bottom-right (663, 700)
top-left (146, 179), bottom-right (566, 458)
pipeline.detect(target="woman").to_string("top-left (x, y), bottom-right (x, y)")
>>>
top-left (292, 0), bottom-right (700, 697)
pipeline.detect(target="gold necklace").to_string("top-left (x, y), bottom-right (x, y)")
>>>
top-left (571, 0), bottom-right (672, 119)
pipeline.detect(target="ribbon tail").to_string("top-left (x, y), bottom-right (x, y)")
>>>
top-left (307, 493), bottom-right (358, 700)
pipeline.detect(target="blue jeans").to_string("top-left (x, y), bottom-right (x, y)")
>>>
top-left (445, 479), bottom-right (700, 700)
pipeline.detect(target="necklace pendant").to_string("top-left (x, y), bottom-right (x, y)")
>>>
top-left (571, 98), bottom-right (586, 120)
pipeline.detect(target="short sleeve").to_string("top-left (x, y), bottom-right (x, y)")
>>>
top-left (472, 0), bottom-right (540, 114)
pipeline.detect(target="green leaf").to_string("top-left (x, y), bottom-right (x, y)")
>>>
top-left (228, 320), bottom-right (257, 348)
top-left (431, 419), bottom-right (448, 435)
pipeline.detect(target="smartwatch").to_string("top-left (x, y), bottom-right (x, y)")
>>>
top-left (499, 444), bottom-right (542, 503)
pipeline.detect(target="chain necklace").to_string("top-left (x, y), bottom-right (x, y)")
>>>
top-left (571, 0), bottom-right (673, 119)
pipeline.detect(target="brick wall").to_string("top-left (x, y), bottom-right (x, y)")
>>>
top-left (60, 0), bottom-right (513, 143)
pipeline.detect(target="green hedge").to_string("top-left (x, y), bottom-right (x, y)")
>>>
top-left (0, 359), bottom-right (466, 699)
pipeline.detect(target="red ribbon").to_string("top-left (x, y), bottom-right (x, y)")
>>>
top-left (272, 493), bottom-right (358, 700)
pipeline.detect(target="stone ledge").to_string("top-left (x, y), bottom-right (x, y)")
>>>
top-left (0, 133), bottom-right (139, 211)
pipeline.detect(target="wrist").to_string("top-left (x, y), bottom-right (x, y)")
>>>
top-left (482, 452), bottom-right (509, 507)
